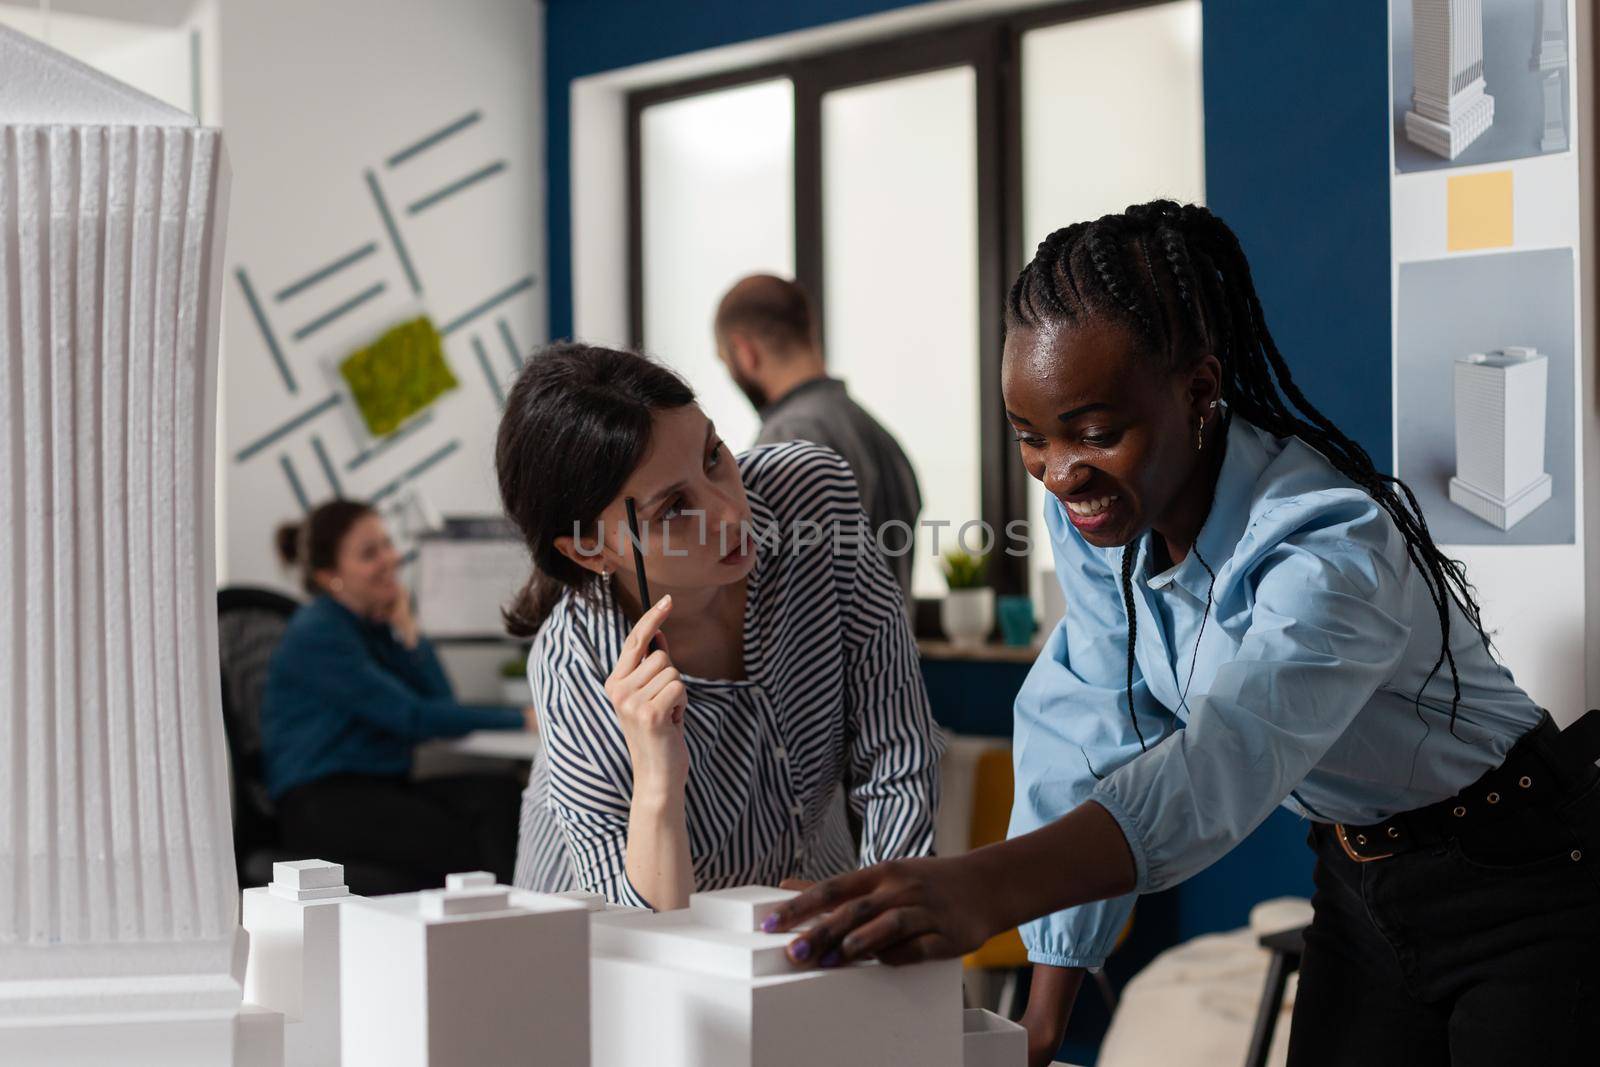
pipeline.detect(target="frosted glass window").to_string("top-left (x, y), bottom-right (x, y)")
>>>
top-left (641, 79), bottom-right (795, 451)
top-left (1021, 2), bottom-right (1205, 617)
top-left (822, 66), bottom-right (980, 600)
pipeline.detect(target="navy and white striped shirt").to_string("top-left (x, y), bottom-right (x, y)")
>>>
top-left (514, 442), bottom-right (942, 907)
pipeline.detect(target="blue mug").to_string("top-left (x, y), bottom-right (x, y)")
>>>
top-left (997, 595), bottom-right (1038, 647)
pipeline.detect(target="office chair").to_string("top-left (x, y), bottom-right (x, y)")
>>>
top-left (216, 586), bottom-right (302, 887)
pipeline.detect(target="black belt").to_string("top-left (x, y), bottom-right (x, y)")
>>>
top-left (1332, 709), bottom-right (1600, 863)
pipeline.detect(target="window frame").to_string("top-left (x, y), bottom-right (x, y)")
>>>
top-left (625, 0), bottom-right (1188, 606)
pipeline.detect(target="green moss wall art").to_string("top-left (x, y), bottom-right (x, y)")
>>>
top-left (339, 315), bottom-right (459, 436)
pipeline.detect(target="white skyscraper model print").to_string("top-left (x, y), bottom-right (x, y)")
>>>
top-left (1405, 0), bottom-right (1495, 159)
top-left (1449, 347), bottom-right (1553, 530)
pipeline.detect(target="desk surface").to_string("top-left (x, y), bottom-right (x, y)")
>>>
top-left (432, 729), bottom-right (543, 761)
top-left (917, 639), bottom-right (1042, 664)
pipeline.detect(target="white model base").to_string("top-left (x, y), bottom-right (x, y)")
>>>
top-left (340, 883), bottom-right (590, 1067)
top-left (0, 1014), bottom-right (236, 1067)
top-left (243, 861), bottom-right (354, 1067)
top-left (1449, 472), bottom-right (1552, 530)
top-left (590, 887), bottom-right (964, 1067)
top-left (963, 1008), bottom-right (1026, 1066)
top-left (1405, 91), bottom-right (1494, 159)
top-left (236, 1004), bottom-right (286, 1067)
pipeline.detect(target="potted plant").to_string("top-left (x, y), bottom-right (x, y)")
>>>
top-left (939, 550), bottom-right (994, 649)
top-left (499, 656), bottom-right (531, 706)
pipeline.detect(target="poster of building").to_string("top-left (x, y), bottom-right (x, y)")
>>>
top-left (1392, 0), bottom-right (1570, 173)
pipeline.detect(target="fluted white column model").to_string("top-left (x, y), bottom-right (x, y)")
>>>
top-left (1406, 0), bottom-right (1495, 159)
top-left (0, 26), bottom-right (242, 1065)
top-left (1449, 347), bottom-right (1553, 531)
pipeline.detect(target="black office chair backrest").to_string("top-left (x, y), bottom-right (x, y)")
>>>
top-left (216, 586), bottom-right (301, 853)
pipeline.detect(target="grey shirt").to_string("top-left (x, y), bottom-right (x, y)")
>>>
top-left (755, 377), bottom-right (922, 606)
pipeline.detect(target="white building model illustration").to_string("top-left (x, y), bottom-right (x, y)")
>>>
top-left (588, 885), bottom-right (1024, 1067)
top-left (339, 872), bottom-right (592, 1067)
top-left (1405, 0), bottom-right (1495, 159)
top-left (0, 25), bottom-right (253, 1067)
top-left (1533, 0), bottom-right (1568, 73)
top-left (244, 861), bottom-right (358, 1067)
top-left (1450, 347), bottom-right (1552, 530)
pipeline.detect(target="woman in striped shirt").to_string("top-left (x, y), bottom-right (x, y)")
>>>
top-left (495, 343), bottom-right (942, 911)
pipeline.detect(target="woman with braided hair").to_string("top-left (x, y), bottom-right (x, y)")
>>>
top-left (765, 201), bottom-right (1600, 1066)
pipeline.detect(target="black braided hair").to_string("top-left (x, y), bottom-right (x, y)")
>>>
top-left (1007, 200), bottom-right (1487, 743)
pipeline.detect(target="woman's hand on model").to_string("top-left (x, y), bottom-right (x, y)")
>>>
top-left (764, 801), bottom-right (1137, 970)
top-left (606, 594), bottom-right (689, 798)
top-left (762, 854), bottom-right (1004, 967)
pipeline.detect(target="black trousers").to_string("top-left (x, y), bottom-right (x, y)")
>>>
top-left (276, 773), bottom-right (522, 896)
top-left (1287, 744), bottom-right (1600, 1065)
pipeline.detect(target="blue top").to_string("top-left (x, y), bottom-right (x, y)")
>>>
top-left (1009, 415), bottom-right (1542, 969)
top-left (261, 595), bottom-right (524, 798)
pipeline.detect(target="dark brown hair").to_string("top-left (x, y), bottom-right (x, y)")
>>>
top-left (495, 342), bottom-right (696, 636)
top-left (713, 274), bottom-right (817, 355)
top-left (274, 498), bottom-right (375, 596)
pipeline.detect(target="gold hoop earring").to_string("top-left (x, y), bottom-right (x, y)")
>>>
top-left (1196, 416), bottom-right (1206, 452)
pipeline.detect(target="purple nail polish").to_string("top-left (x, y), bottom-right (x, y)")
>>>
top-left (819, 950), bottom-right (841, 968)
top-left (790, 938), bottom-right (811, 961)
top-left (761, 914), bottom-right (780, 933)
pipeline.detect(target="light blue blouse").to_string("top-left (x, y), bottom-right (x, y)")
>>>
top-left (1009, 415), bottom-right (1543, 969)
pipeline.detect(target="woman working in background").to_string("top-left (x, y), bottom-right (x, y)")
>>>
top-left (764, 201), bottom-right (1600, 1067)
top-left (263, 500), bottom-right (534, 893)
top-left (497, 344), bottom-right (942, 911)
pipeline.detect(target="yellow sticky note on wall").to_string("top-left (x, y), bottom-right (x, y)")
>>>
top-left (1446, 170), bottom-right (1513, 251)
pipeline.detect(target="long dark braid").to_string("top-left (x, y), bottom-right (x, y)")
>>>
top-left (1008, 200), bottom-right (1487, 742)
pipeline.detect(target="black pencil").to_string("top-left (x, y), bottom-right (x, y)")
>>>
top-left (624, 496), bottom-right (653, 610)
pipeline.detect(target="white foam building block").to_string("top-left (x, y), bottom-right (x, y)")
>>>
top-left (1405, 0), bottom-right (1495, 160)
top-left (243, 861), bottom-right (355, 1066)
top-left (236, 1004), bottom-right (287, 1067)
top-left (689, 885), bottom-right (800, 933)
top-left (339, 883), bottom-right (590, 1067)
top-left (962, 1009), bottom-right (1026, 1067)
top-left (1449, 348), bottom-right (1552, 530)
top-left (590, 887), bottom-right (964, 1067)
top-left (0, 22), bottom-right (240, 1067)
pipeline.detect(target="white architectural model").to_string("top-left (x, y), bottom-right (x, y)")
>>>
top-left (1405, 0), bottom-right (1495, 159)
top-left (339, 876), bottom-right (591, 1066)
top-left (243, 861), bottom-right (357, 1066)
top-left (0, 25), bottom-right (249, 1066)
top-left (1533, 0), bottom-right (1568, 73)
top-left (1450, 347), bottom-right (1553, 530)
top-left (587, 885), bottom-right (1022, 1067)
top-left (963, 1008), bottom-right (1028, 1067)
top-left (1540, 70), bottom-right (1568, 152)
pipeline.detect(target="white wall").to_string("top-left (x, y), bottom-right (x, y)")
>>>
top-left (216, 0), bottom-right (545, 591)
